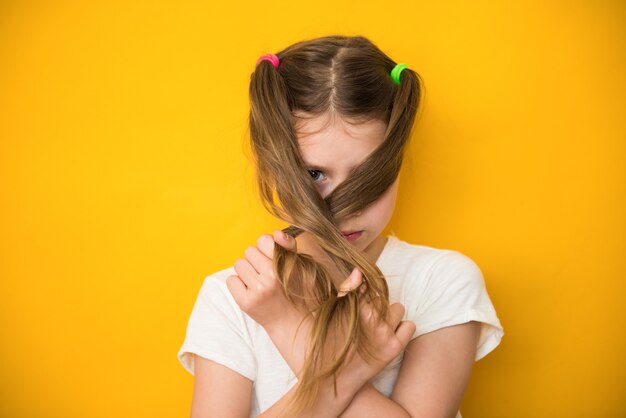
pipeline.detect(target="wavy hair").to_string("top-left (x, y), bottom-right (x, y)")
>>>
top-left (248, 35), bottom-right (423, 416)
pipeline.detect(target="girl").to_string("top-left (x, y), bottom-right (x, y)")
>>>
top-left (178, 35), bottom-right (503, 418)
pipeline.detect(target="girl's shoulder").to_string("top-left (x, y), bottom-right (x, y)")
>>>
top-left (378, 234), bottom-right (474, 278)
top-left (382, 235), bottom-right (504, 359)
top-left (194, 266), bottom-right (240, 311)
top-left (379, 234), bottom-right (489, 304)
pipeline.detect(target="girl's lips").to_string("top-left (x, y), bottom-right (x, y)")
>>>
top-left (341, 231), bottom-right (363, 242)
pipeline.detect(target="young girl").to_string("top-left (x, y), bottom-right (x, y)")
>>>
top-left (178, 35), bottom-right (503, 418)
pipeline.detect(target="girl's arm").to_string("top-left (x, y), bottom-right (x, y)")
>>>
top-left (390, 321), bottom-right (482, 418)
top-left (189, 320), bottom-right (481, 418)
top-left (230, 232), bottom-right (413, 417)
top-left (236, 232), bottom-right (483, 417)
top-left (191, 354), bottom-right (252, 418)
top-left (255, 359), bottom-right (367, 418)
top-left (256, 293), bottom-right (414, 418)
top-left (267, 314), bottom-right (480, 418)
top-left (264, 311), bottom-right (412, 418)
top-left (190, 318), bottom-right (408, 418)
top-left (265, 317), bottom-right (481, 418)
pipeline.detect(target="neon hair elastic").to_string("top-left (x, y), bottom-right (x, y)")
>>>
top-left (256, 53), bottom-right (280, 68)
top-left (390, 63), bottom-right (409, 85)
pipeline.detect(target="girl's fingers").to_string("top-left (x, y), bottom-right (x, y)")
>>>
top-left (394, 320), bottom-right (417, 348)
top-left (256, 234), bottom-right (276, 258)
top-left (272, 230), bottom-right (298, 254)
top-left (244, 245), bottom-right (273, 276)
top-left (337, 268), bottom-right (363, 297)
top-left (359, 300), bottom-right (410, 334)
top-left (233, 258), bottom-right (258, 288)
top-left (388, 303), bottom-right (406, 329)
top-left (225, 275), bottom-right (248, 303)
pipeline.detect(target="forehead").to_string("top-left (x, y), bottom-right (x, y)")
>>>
top-left (294, 112), bottom-right (387, 171)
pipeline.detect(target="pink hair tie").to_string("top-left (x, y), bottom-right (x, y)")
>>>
top-left (256, 53), bottom-right (280, 68)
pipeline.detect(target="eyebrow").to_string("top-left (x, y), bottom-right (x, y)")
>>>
top-left (305, 163), bottom-right (329, 172)
top-left (305, 162), bottom-right (359, 174)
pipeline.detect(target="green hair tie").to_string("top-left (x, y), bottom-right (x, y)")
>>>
top-left (390, 63), bottom-right (409, 85)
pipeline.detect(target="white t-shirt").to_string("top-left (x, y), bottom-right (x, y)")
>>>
top-left (178, 234), bottom-right (504, 417)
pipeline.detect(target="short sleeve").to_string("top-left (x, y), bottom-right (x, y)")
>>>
top-left (403, 250), bottom-right (504, 361)
top-left (177, 271), bottom-right (257, 380)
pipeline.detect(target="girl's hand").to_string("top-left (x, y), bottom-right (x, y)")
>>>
top-left (226, 230), bottom-right (302, 329)
top-left (225, 230), bottom-right (368, 331)
top-left (338, 273), bottom-right (417, 383)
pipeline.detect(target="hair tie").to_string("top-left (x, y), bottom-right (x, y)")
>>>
top-left (390, 63), bottom-right (409, 85)
top-left (256, 53), bottom-right (280, 68)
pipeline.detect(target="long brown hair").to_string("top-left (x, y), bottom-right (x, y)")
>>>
top-left (248, 35), bottom-right (423, 416)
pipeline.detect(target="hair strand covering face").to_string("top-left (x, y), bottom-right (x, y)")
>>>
top-left (249, 35), bottom-right (423, 417)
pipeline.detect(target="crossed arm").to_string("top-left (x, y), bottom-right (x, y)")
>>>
top-left (190, 231), bottom-right (482, 417)
top-left (191, 317), bottom-right (481, 417)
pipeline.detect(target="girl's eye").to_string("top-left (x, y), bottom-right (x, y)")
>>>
top-left (307, 169), bottom-right (327, 183)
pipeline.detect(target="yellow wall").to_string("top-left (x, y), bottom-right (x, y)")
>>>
top-left (1, 1), bottom-right (624, 416)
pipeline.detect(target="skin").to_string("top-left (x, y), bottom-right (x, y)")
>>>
top-left (190, 112), bottom-right (482, 418)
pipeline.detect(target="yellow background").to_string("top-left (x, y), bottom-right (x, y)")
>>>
top-left (1, 0), bottom-right (624, 416)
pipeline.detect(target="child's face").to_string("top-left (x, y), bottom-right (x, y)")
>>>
top-left (294, 111), bottom-right (398, 262)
